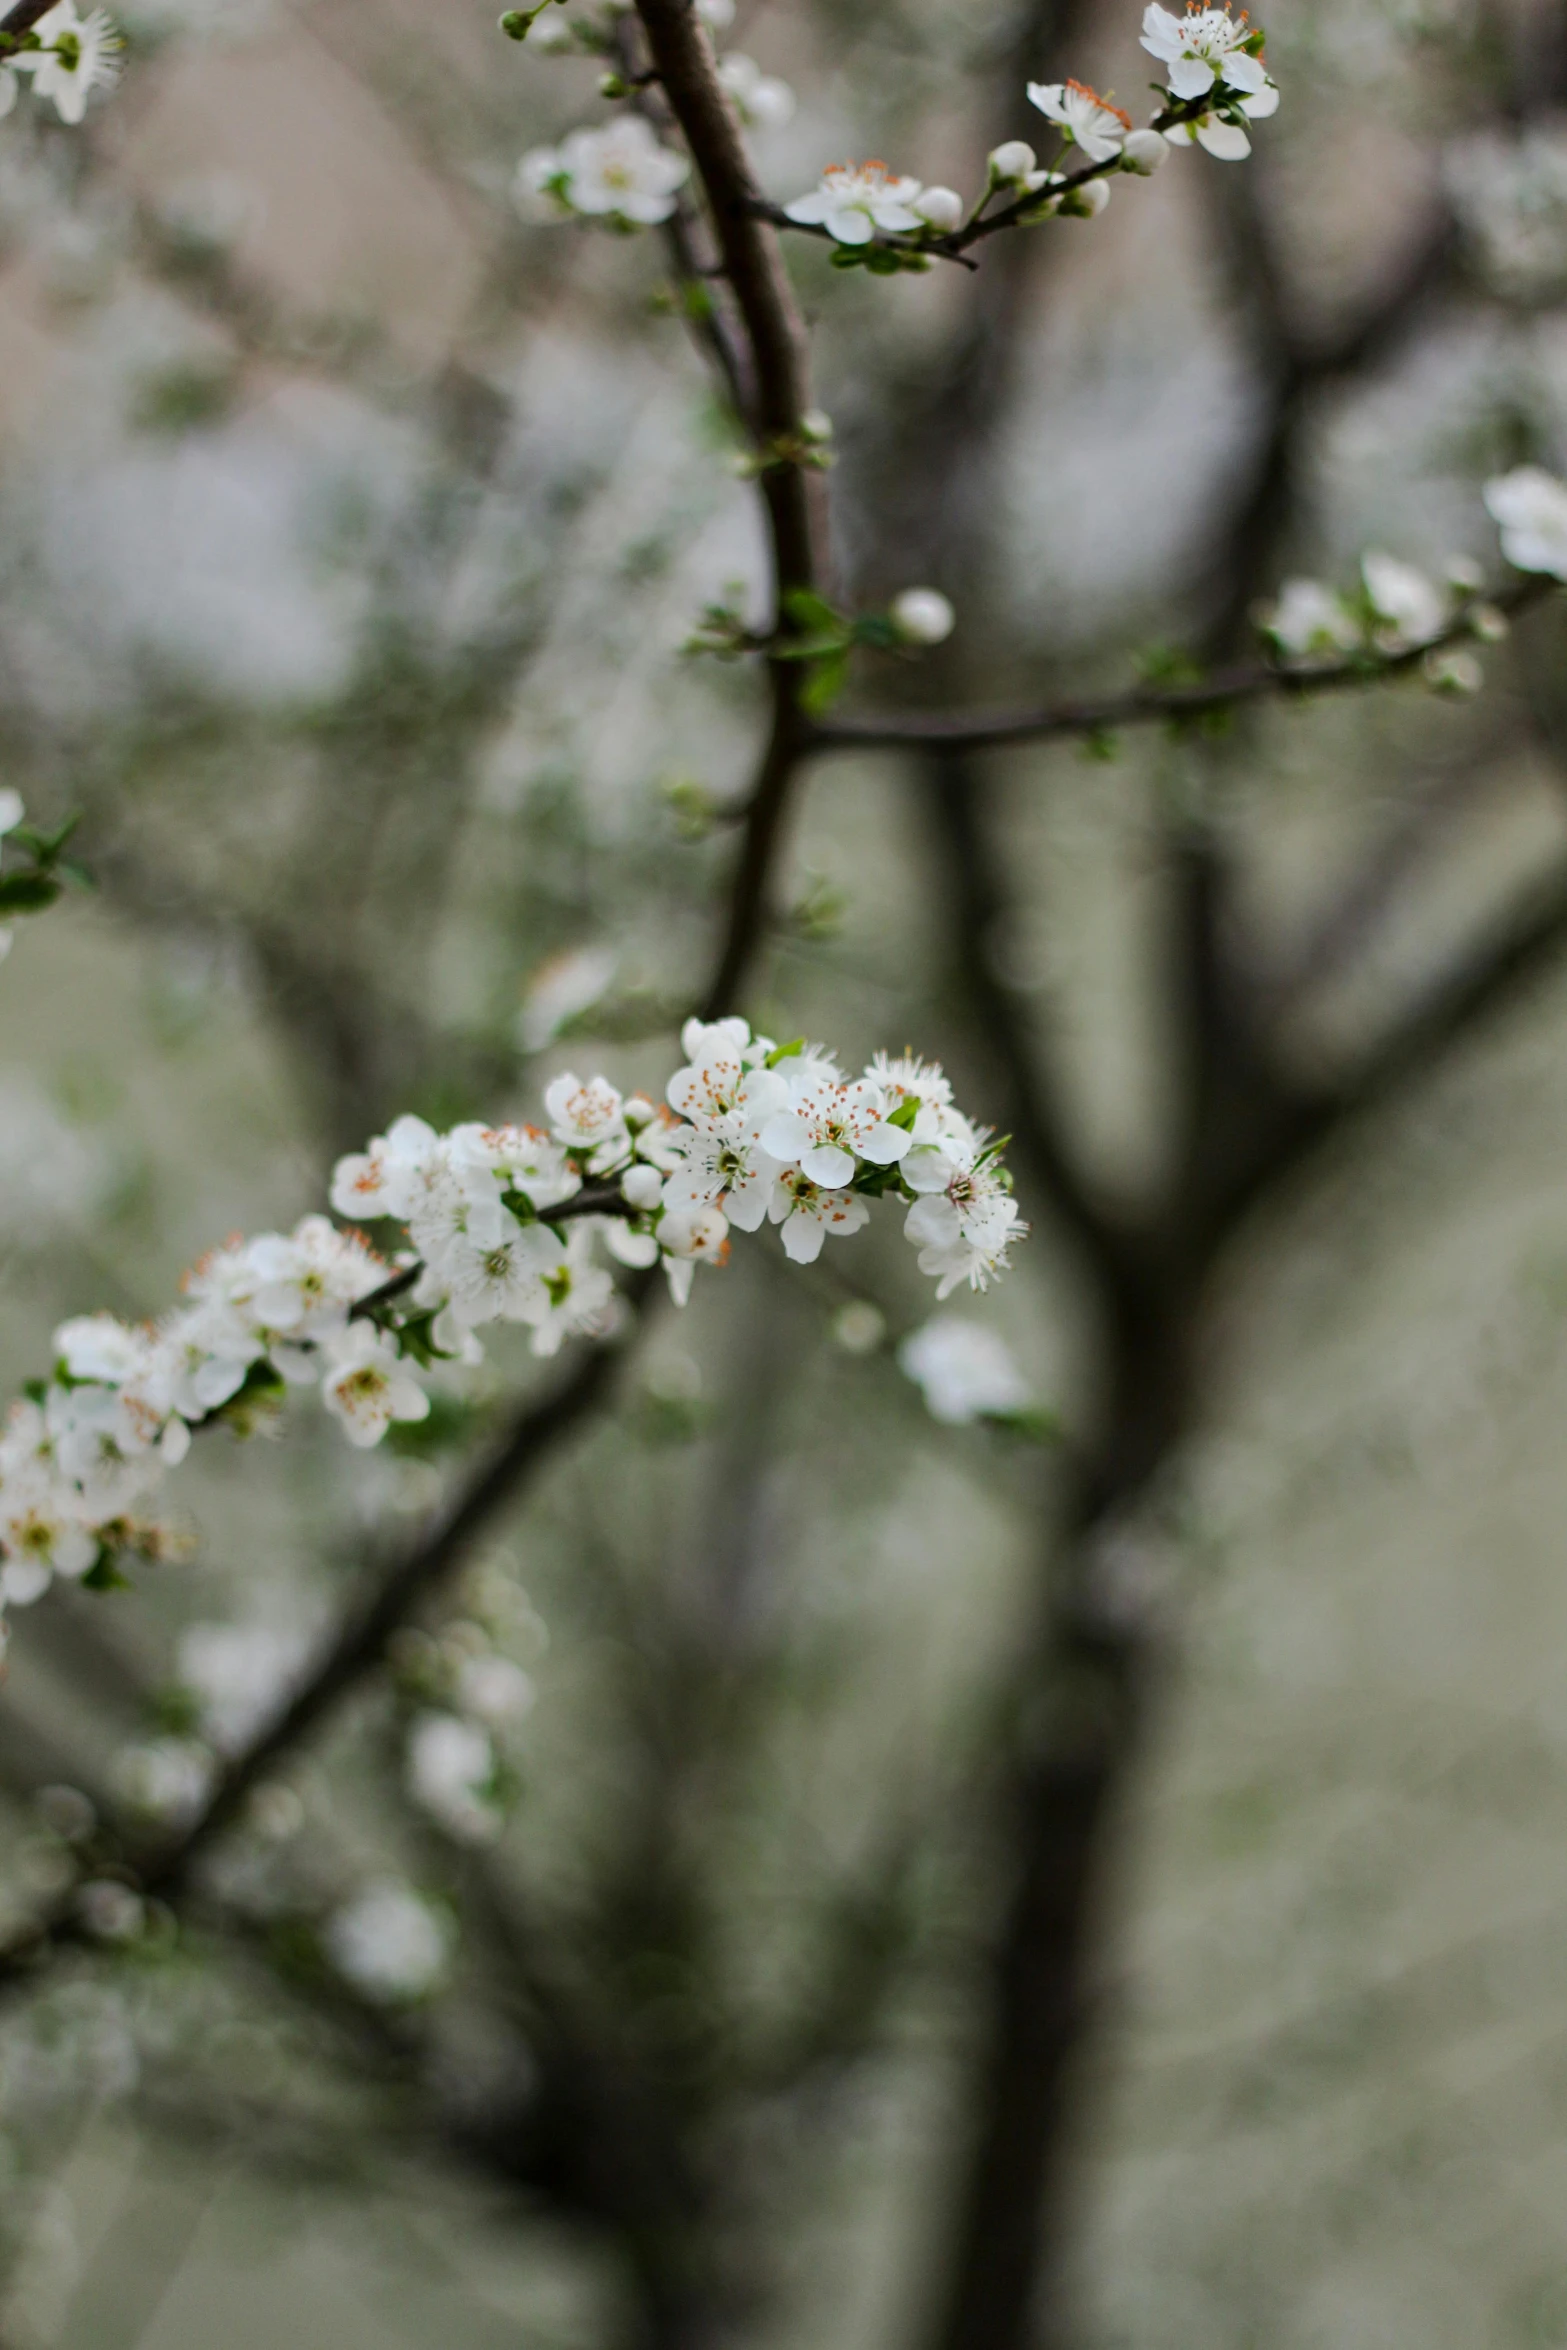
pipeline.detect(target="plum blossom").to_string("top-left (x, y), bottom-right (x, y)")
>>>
top-left (1484, 467), bottom-right (1567, 580)
top-left (717, 52), bottom-right (795, 129)
top-left (768, 1170), bottom-right (871, 1265)
top-left (1140, 2), bottom-right (1270, 101)
top-left (523, 1224), bottom-right (617, 1358)
top-left (177, 1621), bottom-right (312, 1755)
top-left (520, 117), bottom-right (689, 227)
top-left (898, 1318), bottom-right (1032, 1424)
top-left (1161, 78), bottom-right (1277, 160)
top-left (785, 161), bottom-right (926, 245)
top-left (890, 588), bottom-right (956, 645)
top-left (327, 1883), bottom-right (451, 2003)
top-left (320, 1324), bottom-right (432, 1448)
top-left (761, 1068), bottom-right (912, 1190)
top-left (406, 1711), bottom-right (503, 1844)
top-left (1026, 80), bottom-right (1130, 166)
top-left (903, 1123), bottom-right (1029, 1297)
top-left (1362, 552), bottom-right (1447, 648)
top-left (544, 1071), bottom-right (630, 1169)
top-left (1263, 578), bottom-right (1362, 660)
top-left (0, 1018), bottom-right (1027, 1657)
top-left (17, 1), bottom-right (120, 124)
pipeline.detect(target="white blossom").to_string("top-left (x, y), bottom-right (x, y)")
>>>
top-left (761, 1067), bottom-right (912, 1189)
top-left (114, 1737), bottom-right (214, 1826)
top-left (784, 161), bottom-right (925, 245)
top-left (17, 1), bottom-right (120, 124)
top-left (768, 1169), bottom-right (871, 1265)
top-left (890, 587), bottom-right (956, 645)
top-left (522, 1223), bottom-right (617, 1358)
top-left (1026, 80), bottom-right (1130, 166)
top-left (455, 1652), bottom-right (535, 1726)
top-left (521, 117), bottom-right (689, 227)
top-left (1484, 466), bottom-right (1567, 580)
top-left (320, 1323), bottom-right (431, 1448)
top-left (1263, 578), bottom-right (1362, 660)
top-left (1121, 127), bottom-right (1169, 174)
top-left (1361, 551), bottom-right (1448, 648)
top-left (176, 1620), bottom-right (312, 1754)
top-left (903, 1124), bottom-right (1028, 1297)
top-left (327, 1883), bottom-right (451, 2003)
top-left (989, 141), bottom-right (1038, 184)
top-left (1140, 2), bottom-right (1270, 102)
top-left (898, 1317), bottom-right (1031, 1424)
top-left (544, 1071), bottom-right (630, 1168)
top-left (717, 52), bottom-right (794, 129)
top-left (659, 1204), bottom-right (730, 1302)
top-left (406, 1711), bottom-right (503, 1844)
top-left (911, 185), bottom-right (964, 232)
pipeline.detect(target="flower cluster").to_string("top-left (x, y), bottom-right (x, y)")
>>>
top-left (1257, 467), bottom-right (1567, 685)
top-left (1140, 2), bottom-right (1278, 159)
top-left (0, 1020), bottom-right (1023, 1649)
top-left (1, 0), bottom-right (120, 125)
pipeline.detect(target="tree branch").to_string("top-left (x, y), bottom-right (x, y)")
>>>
top-left (809, 578), bottom-right (1550, 754)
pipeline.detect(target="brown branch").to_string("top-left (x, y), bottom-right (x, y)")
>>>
top-left (809, 577), bottom-right (1550, 755)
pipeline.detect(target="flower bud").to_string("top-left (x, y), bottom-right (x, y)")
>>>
top-left (800, 408), bottom-right (834, 443)
top-left (912, 184), bottom-right (964, 233)
top-left (1444, 553), bottom-right (1485, 594)
top-left (988, 141), bottom-right (1038, 185)
top-left (890, 587), bottom-right (956, 645)
top-left (498, 8), bottom-right (531, 35)
top-left (1423, 648), bottom-right (1483, 696)
top-left (623, 1093), bottom-right (657, 1128)
top-left (1120, 128), bottom-right (1168, 175)
top-left (1469, 602), bottom-right (1509, 643)
top-left (1057, 177), bottom-right (1111, 219)
top-left (622, 1164), bottom-right (664, 1210)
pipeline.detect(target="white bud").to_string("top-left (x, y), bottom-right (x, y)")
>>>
top-left (623, 1093), bottom-right (657, 1128)
top-left (1444, 553), bottom-right (1485, 594)
top-left (1058, 177), bottom-right (1111, 219)
top-left (1470, 602), bottom-right (1510, 643)
top-left (912, 184), bottom-right (964, 233)
top-left (890, 587), bottom-right (956, 646)
top-left (800, 408), bottom-right (834, 443)
top-left (622, 1164), bottom-right (664, 1210)
top-left (1120, 128), bottom-right (1168, 175)
top-left (1423, 648), bottom-right (1483, 696)
top-left (988, 141), bottom-right (1038, 184)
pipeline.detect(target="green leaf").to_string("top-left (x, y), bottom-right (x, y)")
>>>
top-left (82, 1549), bottom-right (131, 1592)
top-left (888, 1095), bottom-right (921, 1130)
top-left (851, 1160), bottom-right (908, 1199)
top-left (0, 874), bottom-right (61, 914)
top-left (800, 647), bottom-right (850, 715)
top-left (782, 587), bottom-right (845, 636)
top-left (767, 1037), bottom-right (806, 1066)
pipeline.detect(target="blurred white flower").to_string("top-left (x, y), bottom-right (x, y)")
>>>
top-left (518, 945), bottom-right (617, 1053)
top-left (176, 1621), bottom-right (312, 1755)
top-left (1121, 126), bottom-right (1169, 174)
top-left (326, 1883), bottom-right (451, 2003)
top-left (76, 1880), bottom-right (144, 1944)
top-left (1362, 550), bottom-right (1448, 646)
top-left (1484, 466), bottom-right (1567, 579)
top-left (520, 118), bottom-right (690, 227)
top-left (455, 1652), bottom-right (536, 1726)
top-left (1445, 121), bottom-right (1567, 301)
top-left (717, 53), bottom-right (794, 129)
top-left (899, 1316), bottom-right (1032, 1424)
top-left (890, 587), bottom-right (956, 644)
top-left (1263, 578), bottom-right (1363, 660)
top-left (406, 1710), bottom-right (503, 1844)
top-left (113, 1737), bottom-right (214, 1826)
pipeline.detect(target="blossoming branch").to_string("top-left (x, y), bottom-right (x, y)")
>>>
top-left (0, 1018), bottom-right (1025, 1648)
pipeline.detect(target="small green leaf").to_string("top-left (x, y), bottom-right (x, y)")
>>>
top-left (766, 1037), bottom-right (807, 1066)
top-left (800, 648), bottom-right (850, 715)
top-left (82, 1549), bottom-right (131, 1592)
top-left (0, 874), bottom-right (61, 914)
top-left (888, 1096), bottom-right (921, 1131)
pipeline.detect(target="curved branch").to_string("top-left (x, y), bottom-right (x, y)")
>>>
top-left (809, 578), bottom-right (1551, 755)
